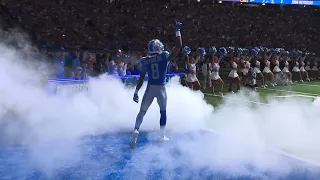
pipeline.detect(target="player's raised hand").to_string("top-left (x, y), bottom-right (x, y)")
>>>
top-left (133, 93), bottom-right (139, 103)
top-left (175, 21), bottom-right (182, 31)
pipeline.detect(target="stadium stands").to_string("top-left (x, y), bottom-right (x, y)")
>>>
top-left (1, 0), bottom-right (319, 52)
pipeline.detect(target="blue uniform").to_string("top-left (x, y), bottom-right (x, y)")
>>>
top-left (131, 22), bottom-right (181, 148)
top-left (140, 51), bottom-right (169, 85)
top-left (134, 51), bottom-right (170, 130)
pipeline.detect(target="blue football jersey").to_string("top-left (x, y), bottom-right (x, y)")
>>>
top-left (140, 51), bottom-right (170, 85)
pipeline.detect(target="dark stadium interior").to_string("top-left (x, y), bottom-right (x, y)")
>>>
top-left (1, 0), bottom-right (319, 52)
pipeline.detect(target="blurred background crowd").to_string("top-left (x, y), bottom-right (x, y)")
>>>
top-left (0, 0), bottom-right (319, 80)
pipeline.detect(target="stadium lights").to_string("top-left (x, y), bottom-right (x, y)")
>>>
top-left (218, 1), bottom-right (222, 3)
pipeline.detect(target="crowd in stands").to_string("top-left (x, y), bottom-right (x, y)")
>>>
top-left (2, 0), bottom-right (320, 52)
top-left (46, 48), bottom-right (145, 79)
top-left (0, 0), bottom-right (319, 81)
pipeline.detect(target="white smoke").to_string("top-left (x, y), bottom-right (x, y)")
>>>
top-left (0, 38), bottom-right (319, 179)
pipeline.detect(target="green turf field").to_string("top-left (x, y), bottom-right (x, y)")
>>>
top-left (202, 77), bottom-right (320, 108)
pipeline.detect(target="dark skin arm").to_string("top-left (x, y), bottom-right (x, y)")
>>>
top-left (168, 34), bottom-right (182, 61)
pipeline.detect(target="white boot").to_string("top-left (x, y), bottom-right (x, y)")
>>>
top-left (159, 128), bottom-right (169, 141)
top-left (130, 129), bottom-right (139, 149)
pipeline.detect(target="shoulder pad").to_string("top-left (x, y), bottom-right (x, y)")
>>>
top-left (139, 57), bottom-right (146, 63)
top-left (162, 51), bottom-right (170, 58)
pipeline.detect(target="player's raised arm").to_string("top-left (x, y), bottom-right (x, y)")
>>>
top-left (168, 21), bottom-right (183, 61)
top-left (182, 46), bottom-right (191, 69)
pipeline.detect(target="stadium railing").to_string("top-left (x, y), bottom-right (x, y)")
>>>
top-left (47, 73), bottom-right (185, 95)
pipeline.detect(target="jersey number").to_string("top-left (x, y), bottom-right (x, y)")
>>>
top-left (151, 63), bottom-right (160, 79)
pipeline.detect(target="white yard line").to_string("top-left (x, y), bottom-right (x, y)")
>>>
top-left (294, 83), bottom-right (320, 87)
top-left (272, 94), bottom-right (317, 99)
top-left (264, 88), bottom-right (319, 97)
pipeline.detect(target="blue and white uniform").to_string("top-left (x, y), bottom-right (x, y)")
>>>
top-left (130, 21), bottom-right (182, 148)
top-left (138, 51), bottom-right (169, 113)
top-left (130, 39), bottom-right (172, 148)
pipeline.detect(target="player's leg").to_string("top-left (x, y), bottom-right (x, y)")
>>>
top-left (130, 87), bottom-right (154, 148)
top-left (135, 88), bottom-right (154, 130)
top-left (156, 86), bottom-right (169, 141)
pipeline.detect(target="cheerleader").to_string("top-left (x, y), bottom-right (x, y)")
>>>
top-left (299, 58), bottom-right (310, 81)
top-left (186, 55), bottom-right (201, 90)
top-left (254, 60), bottom-right (266, 88)
top-left (263, 58), bottom-right (275, 87)
top-left (239, 58), bottom-right (248, 78)
top-left (228, 60), bottom-right (240, 93)
top-left (245, 67), bottom-right (257, 91)
top-left (242, 61), bottom-right (251, 85)
top-left (282, 58), bottom-right (293, 84)
top-left (250, 49), bottom-right (263, 88)
top-left (292, 59), bottom-right (302, 82)
top-left (311, 60), bottom-right (319, 79)
top-left (305, 60), bottom-right (312, 79)
top-left (305, 60), bottom-right (311, 71)
top-left (210, 55), bottom-right (224, 96)
top-left (273, 57), bottom-right (282, 84)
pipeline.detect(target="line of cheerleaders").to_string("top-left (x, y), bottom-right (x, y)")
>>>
top-left (179, 46), bottom-right (318, 95)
